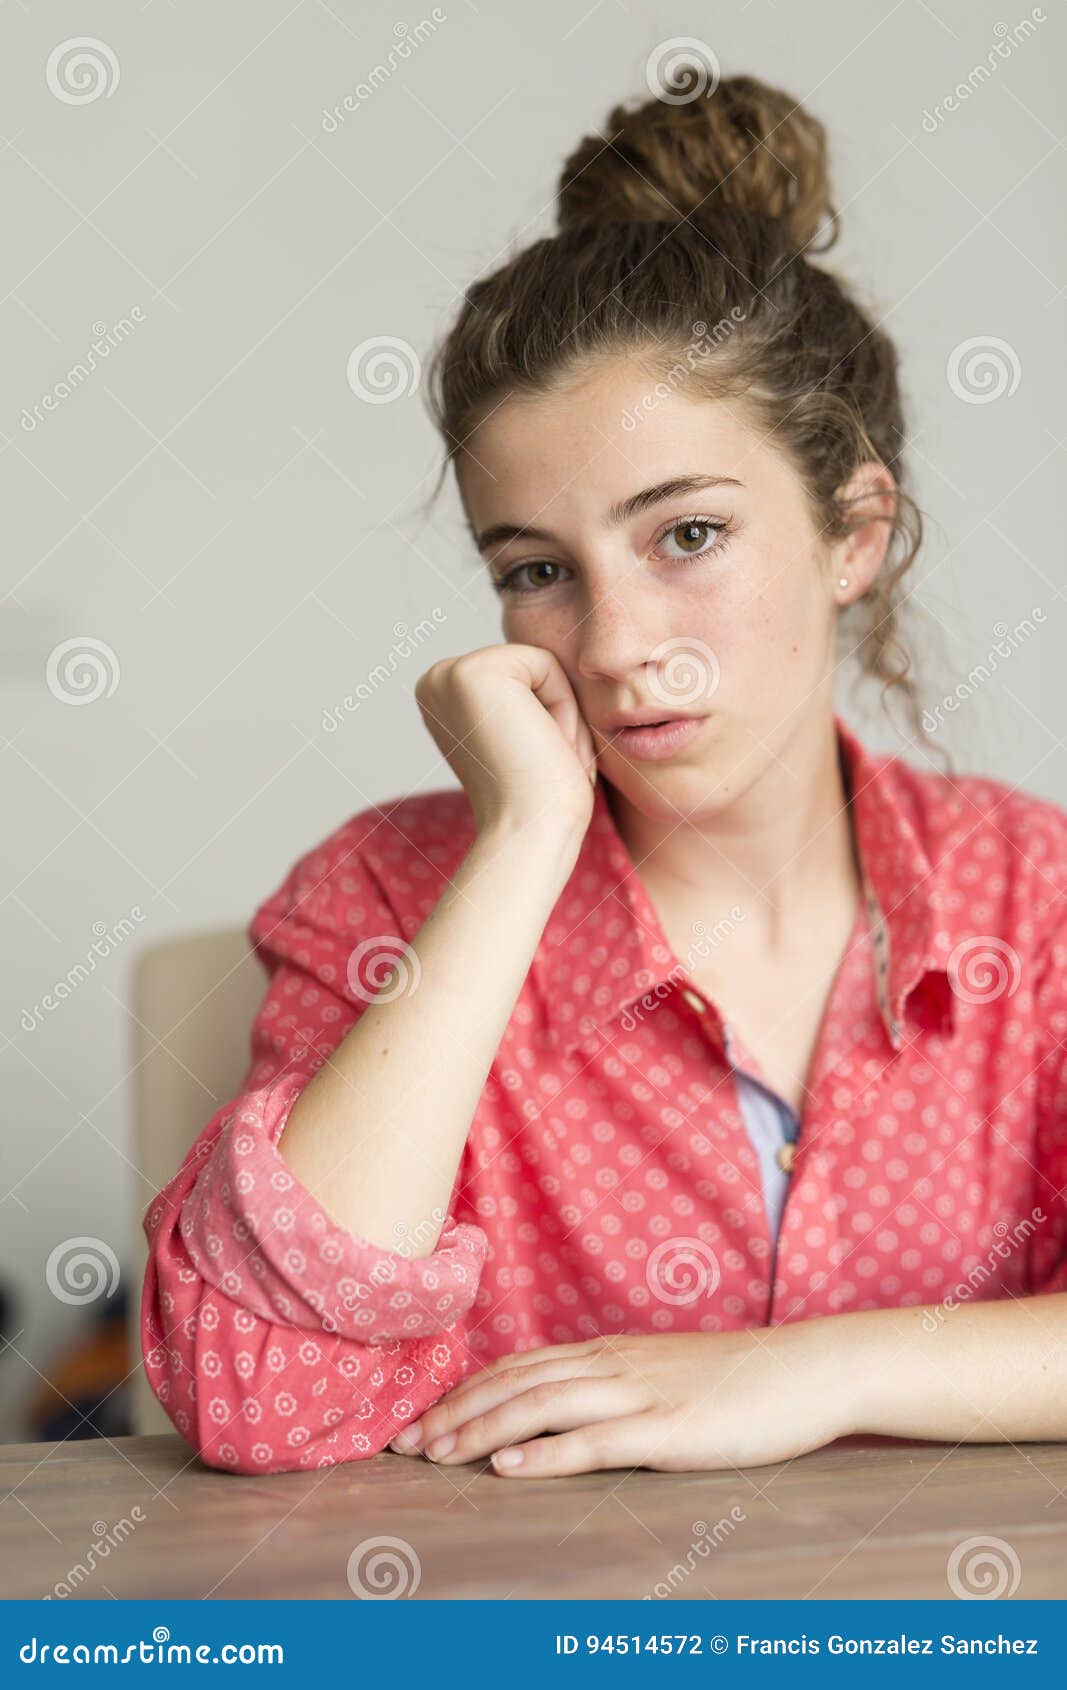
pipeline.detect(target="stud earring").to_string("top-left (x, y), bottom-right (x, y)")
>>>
top-left (838, 576), bottom-right (849, 589)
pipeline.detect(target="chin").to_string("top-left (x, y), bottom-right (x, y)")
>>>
top-left (607, 755), bottom-right (732, 815)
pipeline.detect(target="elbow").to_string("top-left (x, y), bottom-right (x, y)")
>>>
top-left (185, 1359), bottom-right (454, 1477)
top-left (144, 1283), bottom-right (474, 1477)
top-left (141, 1204), bottom-right (481, 1474)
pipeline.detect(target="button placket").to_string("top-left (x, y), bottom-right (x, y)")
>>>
top-left (677, 980), bottom-right (784, 1292)
top-left (679, 982), bottom-right (813, 1328)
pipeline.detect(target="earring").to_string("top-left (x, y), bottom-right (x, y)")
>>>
top-left (838, 577), bottom-right (849, 589)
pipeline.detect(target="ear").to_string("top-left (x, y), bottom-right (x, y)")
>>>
top-left (830, 461), bottom-right (898, 605)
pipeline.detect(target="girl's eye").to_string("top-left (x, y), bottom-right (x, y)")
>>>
top-left (491, 559), bottom-right (570, 597)
top-left (490, 514), bottom-right (733, 596)
top-left (653, 516), bottom-right (731, 560)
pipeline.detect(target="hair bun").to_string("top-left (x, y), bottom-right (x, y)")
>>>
top-left (557, 70), bottom-right (838, 253)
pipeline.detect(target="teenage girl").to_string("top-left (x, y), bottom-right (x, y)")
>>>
top-left (142, 70), bottom-right (1067, 1478)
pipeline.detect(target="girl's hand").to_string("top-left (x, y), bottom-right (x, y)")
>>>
top-left (387, 1327), bottom-right (855, 1477)
top-left (415, 643), bottom-right (598, 837)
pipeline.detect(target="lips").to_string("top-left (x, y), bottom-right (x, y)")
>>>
top-left (606, 715), bottom-right (707, 762)
top-left (603, 712), bottom-right (692, 733)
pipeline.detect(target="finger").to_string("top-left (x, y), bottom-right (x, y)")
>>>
top-left (574, 713), bottom-right (598, 782)
top-left (436, 1339), bottom-right (607, 1406)
top-left (512, 648), bottom-right (596, 776)
top-left (514, 645), bottom-right (575, 720)
top-left (387, 1340), bottom-right (612, 1452)
top-left (542, 687), bottom-right (577, 745)
top-left (489, 1416), bottom-right (653, 1479)
top-left (425, 1379), bottom-right (633, 1465)
top-left (419, 1354), bottom-right (619, 1446)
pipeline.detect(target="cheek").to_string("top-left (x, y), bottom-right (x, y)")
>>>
top-left (499, 599), bottom-right (563, 650)
top-left (690, 572), bottom-right (830, 705)
top-left (735, 552), bottom-right (830, 655)
top-left (674, 577), bottom-right (775, 666)
top-left (501, 592), bottom-right (598, 657)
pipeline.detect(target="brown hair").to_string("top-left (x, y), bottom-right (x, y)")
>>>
top-left (424, 68), bottom-right (943, 764)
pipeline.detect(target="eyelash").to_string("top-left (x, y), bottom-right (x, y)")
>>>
top-left (490, 514), bottom-right (734, 597)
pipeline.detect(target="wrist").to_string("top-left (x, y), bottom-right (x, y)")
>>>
top-left (778, 1310), bottom-right (866, 1441)
top-left (803, 1305), bottom-right (914, 1437)
top-left (477, 807), bottom-right (588, 864)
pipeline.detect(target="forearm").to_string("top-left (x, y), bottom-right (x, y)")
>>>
top-left (277, 811), bottom-right (582, 1254)
top-left (814, 1292), bottom-right (1067, 1443)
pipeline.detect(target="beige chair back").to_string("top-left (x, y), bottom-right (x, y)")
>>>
top-left (128, 930), bottom-right (265, 1435)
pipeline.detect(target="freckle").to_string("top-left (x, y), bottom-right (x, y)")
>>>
top-left (791, 644), bottom-right (799, 653)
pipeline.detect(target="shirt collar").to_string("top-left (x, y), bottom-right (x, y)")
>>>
top-left (536, 712), bottom-right (960, 1059)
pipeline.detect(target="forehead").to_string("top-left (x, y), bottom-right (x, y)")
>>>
top-left (458, 354), bottom-right (778, 524)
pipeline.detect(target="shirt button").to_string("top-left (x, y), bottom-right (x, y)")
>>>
top-left (776, 1142), bottom-right (796, 1174)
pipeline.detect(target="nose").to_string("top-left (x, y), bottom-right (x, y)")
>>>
top-left (572, 573), bottom-right (668, 683)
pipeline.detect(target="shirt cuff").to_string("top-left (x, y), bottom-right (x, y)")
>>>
top-left (178, 1070), bottom-right (488, 1343)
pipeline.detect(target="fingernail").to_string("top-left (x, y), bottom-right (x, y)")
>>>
top-left (426, 1432), bottom-right (456, 1459)
top-left (491, 1447), bottom-right (524, 1470)
top-left (390, 1421), bottom-right (423, 1452)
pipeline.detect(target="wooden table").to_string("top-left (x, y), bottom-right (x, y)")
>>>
top-left (2, 1432), bottom-right (1065, 1600)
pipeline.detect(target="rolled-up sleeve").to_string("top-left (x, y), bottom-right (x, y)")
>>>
top-left (1028, 912), bottom-right (1067, 1295)
top-left (178, 1072), bottom-right (486, 1342)
top-left (140, 814), bottom-right (488, 1473)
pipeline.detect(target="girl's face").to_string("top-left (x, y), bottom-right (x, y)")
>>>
top-left (459, 354), bottom-right (881, 816)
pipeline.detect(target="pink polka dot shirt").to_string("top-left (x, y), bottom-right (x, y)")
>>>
top-left (141, 714), bottom-right (1067, 1474)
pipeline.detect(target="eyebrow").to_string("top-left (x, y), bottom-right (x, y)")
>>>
top-left (472, 473), bottom-right (745, 556)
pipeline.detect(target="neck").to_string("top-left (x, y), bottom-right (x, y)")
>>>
top-left (604, 711), bottom-right (862, 953)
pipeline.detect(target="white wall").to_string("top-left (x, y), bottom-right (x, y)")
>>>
top-left (1, 0), bottom-right (1063, 1441)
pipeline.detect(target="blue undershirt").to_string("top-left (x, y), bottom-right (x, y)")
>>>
top-left (731, 1067), bottom-right (798, 1243)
